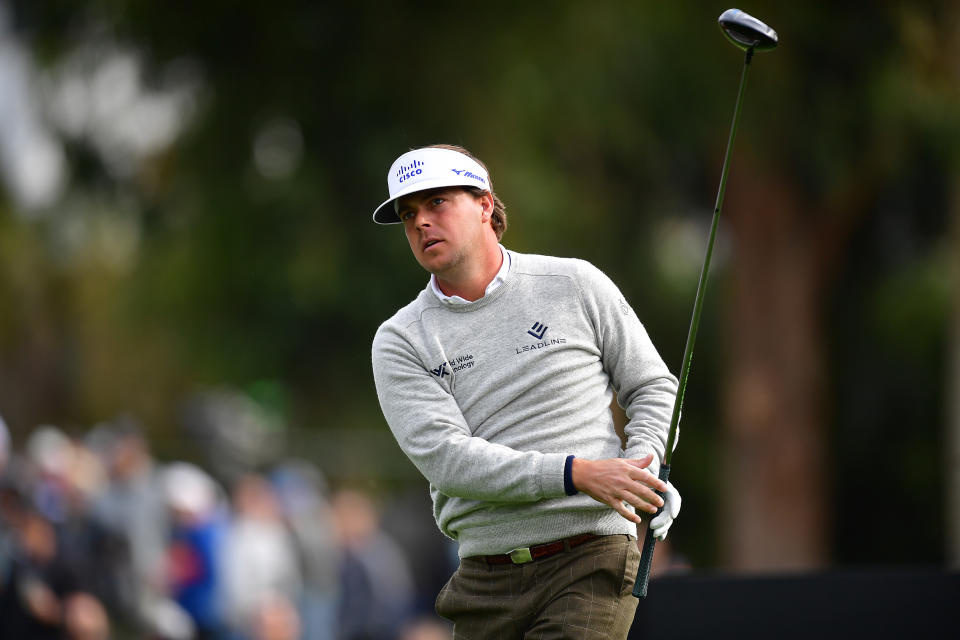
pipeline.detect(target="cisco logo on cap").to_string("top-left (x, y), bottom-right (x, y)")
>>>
top-left (397, 159), bottom-right (424, 184)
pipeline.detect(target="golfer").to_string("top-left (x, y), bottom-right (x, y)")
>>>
top-left (370, 144), bottom-right (681, 639)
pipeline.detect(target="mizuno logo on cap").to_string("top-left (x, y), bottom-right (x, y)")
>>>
top-left (451, 168), bottom-right (486, 184)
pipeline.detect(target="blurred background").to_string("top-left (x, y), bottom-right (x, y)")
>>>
top-left (0, 1), bottom-right (957, 638)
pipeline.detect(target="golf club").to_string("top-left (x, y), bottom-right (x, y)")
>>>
top-left (633, 8), bottom-right (778, 599)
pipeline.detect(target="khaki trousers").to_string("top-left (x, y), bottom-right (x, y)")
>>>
top-left (436, 534), bottom-right (640, 640)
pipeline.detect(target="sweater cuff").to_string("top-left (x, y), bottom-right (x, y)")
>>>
top-left (563, 455), bottom-right (578, 496)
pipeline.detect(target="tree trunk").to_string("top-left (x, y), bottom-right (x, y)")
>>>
top-left (721, 158), bottom-right (828, 570)
top-left (948, 178), bottom-right (960, 568)
top-left (944, 0), bottom-right (960, 572)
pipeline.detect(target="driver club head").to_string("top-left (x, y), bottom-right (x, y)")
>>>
top-left (718, 9), bottom-right (778, 52)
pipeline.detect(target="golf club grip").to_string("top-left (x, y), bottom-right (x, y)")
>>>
top-left (632, 463), bottom-right (671, 598)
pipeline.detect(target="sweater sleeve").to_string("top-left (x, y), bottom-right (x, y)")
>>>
top-left (371, 322), bottom-right (568, 502)
top-left (577, 262), bottom-right (678, 477)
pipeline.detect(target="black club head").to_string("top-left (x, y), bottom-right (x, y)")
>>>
top-left (718, 9), bottom-right (778, 52)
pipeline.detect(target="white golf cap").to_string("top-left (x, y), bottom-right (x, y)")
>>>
top-left (372, 147), bottom-right (490, 224)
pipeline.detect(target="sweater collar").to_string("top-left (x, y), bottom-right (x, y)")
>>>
top-left (429, 244), bottom-right (511, 305)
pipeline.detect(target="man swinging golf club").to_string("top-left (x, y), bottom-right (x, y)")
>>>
top-left (370, 143), bottom-right (681, 639)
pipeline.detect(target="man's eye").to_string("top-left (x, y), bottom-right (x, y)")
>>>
top-left (431, 197), bottom-right (445, 206)
top-left (400, 210), bottom-right (414, 221)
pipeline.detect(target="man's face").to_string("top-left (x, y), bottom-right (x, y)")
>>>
top-left (396, 187), bottom-right (491, 277)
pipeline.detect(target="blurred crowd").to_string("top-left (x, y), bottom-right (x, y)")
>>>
top-left (0, 414), bottom-right (455, 640)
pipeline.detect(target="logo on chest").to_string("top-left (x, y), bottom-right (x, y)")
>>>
top-left (429, 353), bottom-right (476, 377)
top-left (527, 322), bottom-right (548, 340)
top-left (515, 320), bottom-right (566, 354)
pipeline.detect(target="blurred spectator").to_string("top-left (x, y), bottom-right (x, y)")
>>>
top-left (0, 413), bottom-right (458, 640)
top-left (399, 617), bottom-right (453, 640)
top-left (7, 508), bottom-right (68, 638)
top-left (332, 488), bottom-right (415, 640)
top-left (26, 425), bottom-right (75, 524)
top-left (0, 412), bottom-right (9, 473)
top-left (52, 435), bottom-right (128, 620)
top-left (0, 505), bottom-right (83, 639)
top-left (249, 593), bottom-right (301, 640)
top-left (139, 594), bottom-right (197, 640)
top-left (163, 461), bottom-right (228, 639)
top-left (270, 460), bottom-right (339, 640)
top-left (221, 472), bottom-right (301, 639)
top-left (63, 591), bottom-right (110, 640)
top-left (0, 425), bottom-right (115, 640)
top-left (0, 411), bottom-right (15, 587)
top-left (91, 418), bottom-right (173, 632)
top-left (380, 489), bottom-right (458, 617)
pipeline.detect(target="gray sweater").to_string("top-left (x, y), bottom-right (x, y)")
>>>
top-left (371, 250), bottom-right (677, 557)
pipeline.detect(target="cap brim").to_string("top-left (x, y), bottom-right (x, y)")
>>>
top-left (372, 177), bottom-right (489, 224)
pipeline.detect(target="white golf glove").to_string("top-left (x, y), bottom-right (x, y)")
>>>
top-left (649, 481), bottom-right (681, 541)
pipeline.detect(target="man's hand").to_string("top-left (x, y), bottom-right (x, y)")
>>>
top-left (650, 481), bottom-right (681, 540)
top-left (570, 454), bottom-right (666, 524)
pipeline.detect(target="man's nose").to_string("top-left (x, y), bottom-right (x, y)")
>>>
top-left (414, 209), bottom-right (431, 228)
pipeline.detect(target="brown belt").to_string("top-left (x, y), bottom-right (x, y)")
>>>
top-left (482, 533), bottom-right (601, 565)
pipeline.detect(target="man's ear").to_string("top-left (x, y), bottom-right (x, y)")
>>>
top-left (479, 192), bottom-right (494, 221)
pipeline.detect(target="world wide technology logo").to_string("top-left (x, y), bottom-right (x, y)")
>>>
top-left (429, 354), bottom-right (476, 377)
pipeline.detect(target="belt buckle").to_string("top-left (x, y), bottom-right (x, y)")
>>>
top-left (508, 547), bottom-right (533, 564)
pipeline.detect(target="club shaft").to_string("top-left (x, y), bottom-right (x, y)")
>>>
top-left (633, 48), bottom-right (754, 599)
top-left (664, 47), bottom-right (753, 466)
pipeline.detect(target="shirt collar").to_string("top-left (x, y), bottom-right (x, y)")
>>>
top-left (430, 244), bottom-right (510, 305)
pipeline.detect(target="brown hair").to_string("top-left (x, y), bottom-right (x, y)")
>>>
top-left (425, 143), bottom-right (508, 240)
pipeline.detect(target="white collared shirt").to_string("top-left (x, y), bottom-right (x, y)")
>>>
top-left (430, 244), bottom-right (511, 305)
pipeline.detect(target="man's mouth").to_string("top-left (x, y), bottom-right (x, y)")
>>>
top-left (423, 239), bottom-right (441, 251)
